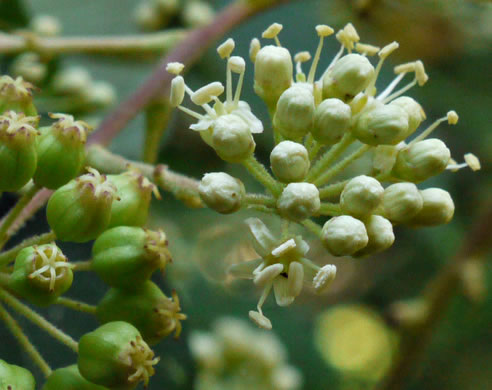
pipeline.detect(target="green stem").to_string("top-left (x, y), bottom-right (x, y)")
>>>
top-left (56, 297), bottom-right (97, 315)
top-left (318, 180), bottom-right (348, 200)
top-left (0, 185), bottom-right (40, 249)
top-left (242, 155), bottom-right (282, 197)
top-left (0, 29), bottom-right (186, 56)
top-left (0, 272), bottom-right (9, 286)
top-left (244, 193), bottom-right (276, 207)
top-left (72, 260), bottom-right (92, 271)
top-left (318, 202), bottom-right (342, 216)
top-left (0, 302), bottom-right (52, 377)
top-left (142, 99), bottom-right (172, 164)
top-left (0, 289), bottom-right (79, 352)
top-left (306, 133), bottom-right (354, 183)
top-left (313, 144), bottom-right (371, 187)
top-left (300, 219), bottom-right (323, 238)
top-left (0, 231), bottom-right (56, 268)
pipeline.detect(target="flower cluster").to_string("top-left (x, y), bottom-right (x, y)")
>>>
top-left (169, 22), bottom-right (480, 328)
top-left (189, 317), bottom-right (302, 390)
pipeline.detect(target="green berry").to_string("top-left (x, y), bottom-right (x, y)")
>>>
top-left (9, 244), bottom-right (73, 306)
top-left (273, 84), bottom-right (314, 140)
top-left (41, 365), bottom-right (108, 390)
top-left (107, 171), bottom-right (158, 228)
top-left (0, 359), bottom-right (35, 390)
top-left (408, 188), bottom-right (454, 226)
top-left (0, 111), bottom-right (39, 192)
top-left (340, 175), bottom-right (384, 217)
top-left (78, 321), bottom-right (159, 389)
top-left (212, 114), bottom-right (255, 163)
top-left (92, 226), bottom-right (171, 290)
top-left (352, 103), bottom-right (409, 146)
top-left (46, 168), bottom-right (118, 242)
top-left (34, 114), bottom-right (91, 189)
top-left (199, 172), bottom-right (245, 214)
top-left (381, 183), bottom-right (423, 223)
top-left (277, 183), bottom-right (320, 221)
top-left (270, 141), bottom-right (310, 183)
top-left (311, 98), bottom-right (352, 145)
top-left (96, 281), bottom-right (186, 345)
top-left (392, 138), bottom-right (451, 183)
top-left (0, 76), bottom-right (37, 116)
top-left (321, 215), bottom-right (368, 256)
top-left (254, 45), bottom-right (293, 108)
top-left (322, 54), bottom-right (374, 101)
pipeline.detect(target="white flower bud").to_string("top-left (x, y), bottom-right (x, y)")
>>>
top-left (381, 183), bottom-right (423, 223)
top-left (312, 264), bottom-right (337, 294)
top-left (170, 76), bottom-right (185, 107)
top-left (31, 14), bottom-right (62, 37)
top-left (392, 138), bottom-right (451, 182)
top-left (389, 96), bottom-right (425, 137)
top-left (312, 98), bottom-right (352, 145)
top-left (352, 103), bottom-right (409, 146)
top-left (321, 216), bottom-right (368, 256)
top-left (86, 81), bottom-right (116, 107)
top-left (212, 114), bottom-right (255, 163)
top-left (354, 215), bottom-right (395, 257)
top-left (273, 84), bottom-right (315, 139)
top-left (277, 183), bottom-right (320, 221)
top-left (340, 175), bottom-right (384, 217)
top-left (52, 66), bottom-right (91, 95)
top-left (182, 0), bottom-right (214, 28)
top-left (254, 45), bottom-right (293, 106)
top-left (372, 144), bottom-right (404, 174)
top-left (409, 188), bottom-right (454, 226)
top-left (199, 172), bottom-right (245, 214)
top-left (272, 365), bottom-right (303, 390)
top-left (191, 81), bottom-right (224, 105)
top-left (322, 54), bottom-right (375, 100)
top-left (270, 141), bottom-right (310, 183)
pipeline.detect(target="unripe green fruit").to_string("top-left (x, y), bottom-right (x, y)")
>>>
top-left (389, 96), bottom-right (425, 137)
top-left (277, 183), bottom-right (320, 221)
top-left (270, 141), bottom-right (309, 183)
top-left (9, 244), bottom-right (73, 306)
top-left (381, 182), bottom-right (423, 223)
top-left (273, 84), bottom-right (314, 139)
top-left (352, 103), bottom-right (409, 146)
top-left (392, 138), bottom-right (451, 183)
top-left (321, 215), bottom-right (368, 256)
top-left (34, 114), bottom-right (91, 189)
top-left (46, 168), bottom-right (118, 242)
top-left (311, 98), bottom-right (351, 145)
top-left (107, 171), bottom-right (158, 228)
top-left (340, 175), bottom-right (384, 217)
top-left (254, 45), bottom-right (293, 108)
top-left (0, 111), bottom-right (39, 192)
top-left (96, 281), bottom-right (186, 345)
top-left (322, 54), bottom-right (374, 101)
top-left (199, 172), bottom-right (245, 214)
top-left (408, 188), bottom-right (454, 226)
top-left (0, 76), bottom-right (37, 116)
top-left (212, 114), bottom-right (255, 163)
top-left (92, 226), bottom-right (171, 290)
top-left (78, 321), bottom-right (159, 389)
top-left (41, 365), bottom-right (108, 390)
top-left (0, 359), bottom-right (35, 390)
top-left (354, 215), bottom-right (394, 257)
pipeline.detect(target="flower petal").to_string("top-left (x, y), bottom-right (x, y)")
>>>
top-left (273, 277), bottom-right (295, 307)
top-left (245, 218), bottom-right (276, 257)
top-left (228, 258), bottom-right (263, 279)
top-left (287, 261), bottom-right (304, 298)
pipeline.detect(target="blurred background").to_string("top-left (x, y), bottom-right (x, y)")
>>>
top-left (0, 0), bottom-right (490, 389)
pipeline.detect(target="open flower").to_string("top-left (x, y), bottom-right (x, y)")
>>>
top-left (229, 218), bottom-right (336, 329)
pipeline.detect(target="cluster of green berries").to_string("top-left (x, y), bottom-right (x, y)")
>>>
top-left (168, 22), bottom-right (480, 328)
top-left (135, 0), bottom-right (215, 31)
top-left (0, 76), bottom-right (185, 389)
top-left (189, 317), bottom-right (302, 390)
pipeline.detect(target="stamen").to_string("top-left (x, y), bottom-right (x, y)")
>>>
top-left (415, 60), bottom-right (428, 86)
top-left (366, 41), bottom-right (399, 95)
top-left (308, 25), bottom-right (333, 84)
top-left (262, 23), bottom-right (283, 46)
top-left (447, 110), bottom-right (459, 125)
top-left (230, 57), bottom-right (246, 107)
top-left (217, 38), bottom-right (235, 59)
top-left (464, 153), bottom-right (480, 171)
top-left (166, 62), bottom-right (185, 75)
top-left (191, 82), bottom-right (224, 106)
top-left (410, 115), bottom-right (450, 144)
top-left (355, 43), bottom-right (380, 56)
top-left (177, 105), bottom-right (204, 120)
top-left (382, 77), bottom-right (417, 103)
top-left (253, 263), bottom-right (284, 287)
top-left (170, 76), bottom-right (185, 107)
top-left (320, 45), bottom-right (344, 81)
top-left (287, 261), bottom-right (304, 298)
top-left (249, 38), bottom-right (261, 63)
top-left (295, 51), bottom-right (311, 81)
top-left (378, 72), bottom-right (406, 102)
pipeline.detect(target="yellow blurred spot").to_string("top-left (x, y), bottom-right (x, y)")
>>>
top-left (314, 305), bottom-right (396, 382)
